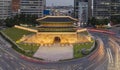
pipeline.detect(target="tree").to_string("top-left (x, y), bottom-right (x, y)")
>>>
top-left (97, 19), bottom-right (109, 25)
top-left (87, 18), bottom-right (91, 26)
top-left (103, 19), bottom-right (109, 25)
top-left (4, 14), bottom-right (39, 27)
top-left (110, 15), bottom-right (120, 25)
top-left (0, 19), bottom-right (6, 26)
top-left (90, 17), bottom-right (98, 27)
top-left (5, 18), bottom-right (16, 27)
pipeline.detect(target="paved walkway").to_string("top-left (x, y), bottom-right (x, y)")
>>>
top-left (33, 44), bottom-right (73, 61)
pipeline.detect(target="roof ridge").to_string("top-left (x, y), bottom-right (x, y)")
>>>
top-left (36, 16), bottom-right (78, 21)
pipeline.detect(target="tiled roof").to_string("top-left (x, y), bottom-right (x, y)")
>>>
top-left (37, 16), bottom-right (78, 22)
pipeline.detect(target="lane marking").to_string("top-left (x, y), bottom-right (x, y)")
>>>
top-left (108, 48), bottom-right (114, 63)
top-left (106, 48), bottom-right (114, 63)
top-left (0, 67), bottom-right (3, 70)
top-left (109, 38), bottom-right (120, 52)
top-left (0, 47), bottom-right (18, 59)
top-left (107, 48), bottom-right (111, 63)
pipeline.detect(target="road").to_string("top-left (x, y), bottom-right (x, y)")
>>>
top-left (89, 27), bottom-right (120, 70)
top-left (0, 27), bottom-right (120, 70)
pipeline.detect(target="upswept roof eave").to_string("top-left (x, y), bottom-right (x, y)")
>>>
top-left (36, 16), bottom-right (78, 22)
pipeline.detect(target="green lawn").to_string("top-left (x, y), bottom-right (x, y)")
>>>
top-left (78, 31), bottom-right (89, 35)
top-left (2, 27), bottom-right (95, 59)
top-left (2, 27), bottom-right (34, 41)
top-left (2, 27), bottom-right (39, 56)
top-left (74, 42), bottom-right (94, 58)
top-left (17, 43), bottom-right (39, 54)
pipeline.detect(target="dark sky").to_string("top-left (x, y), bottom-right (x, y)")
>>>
top-left (46, 0), bottom-right (74, 6)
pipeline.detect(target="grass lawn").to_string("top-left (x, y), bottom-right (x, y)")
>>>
top-left (17, 43), bottom-right (39, 55)
top-left (74, 42), bottom-right (94, 58)
top-left (80, 31), bottom-right (89, 35)
top-left (2, 27), bottom-right (34, 41)
top-left (2, 27), bottom-right (39, 56)
top-left (2, 27), bottom-right (95, 59)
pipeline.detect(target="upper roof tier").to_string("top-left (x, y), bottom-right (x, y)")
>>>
top-left (36, 16), bottom-right (78, 23)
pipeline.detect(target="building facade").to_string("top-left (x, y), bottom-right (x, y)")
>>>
top-left (91, 0), bottom-right (110, 19)
top-left (88, 0), bottom-right (120, 19)
top-left (74, 0), bottom-right (88, 18)
top-left (12, 0), bottom-right (20, 15)
top-left (74, 0), bottom-right (79, 18)
top-left (0, 0), bottom-right (12, 19)
top-left (19, 16), bottom-right (92, 45)
top-left (20, 0), bottom-right (46, 17)
top-left (78, 2), bottom-right (88, 23)
top-left (110, 0), bottom-right (120, 16)
top-left (74, 0), bottom-right (120, 19)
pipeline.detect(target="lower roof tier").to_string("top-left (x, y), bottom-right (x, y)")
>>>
top-left (37, 28), bottom-right (77, 32)
top-left (38, 26), bottom-right (76, 28)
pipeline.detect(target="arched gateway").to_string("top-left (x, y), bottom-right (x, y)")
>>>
top-left (54, 37), bottom-right (61, 43)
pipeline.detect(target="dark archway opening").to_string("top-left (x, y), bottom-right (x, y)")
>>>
top-left (54, 37), bottom-right (61, 43)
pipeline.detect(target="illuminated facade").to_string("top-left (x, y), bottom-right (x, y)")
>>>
top-left (19, 16), bottom-right (92, 46)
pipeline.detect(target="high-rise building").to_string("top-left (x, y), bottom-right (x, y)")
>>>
top-left (88, 0), bottom-right (92, 19)
top-left (74, 0), bottom-right (120, 19)
top-left (12, 0), bottom-right (20, 15)
top-left (0, 0), bottom-right (12, 19)
top-left (90, 0), bottom-right (110, 19)
top-left (110, 0), bottom-right (120, 16)
top-left (74, 0), bottom-right (79, 18)
top-left (74, 0), bottom-right (88, 18)
top-left (78, 2), bottom-right (88, 23)
top-left (88, 0), bottom-right (120, 19)
top-left (20, 0), bottom-right (46, 17)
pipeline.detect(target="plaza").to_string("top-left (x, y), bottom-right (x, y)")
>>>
top-left (34, 44), bottom-right (73, 61)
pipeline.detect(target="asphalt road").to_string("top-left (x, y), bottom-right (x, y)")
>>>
top-left (0, 27), bottom-right (119, 70)
top-left (89, 27), bottom-right (120, 70)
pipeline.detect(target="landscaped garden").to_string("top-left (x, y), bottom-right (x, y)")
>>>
top-left (2, 27), bottom-right (34, 41)
top-left (74, 41), bottom-right (95, 58)
top-left (1, 27), bottom-right (96, 60)
top-left (1, 27), bottom-right (39, 56)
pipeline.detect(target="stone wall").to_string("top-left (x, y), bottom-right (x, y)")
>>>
top-left (19, 33), bottom-right (91, 46)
